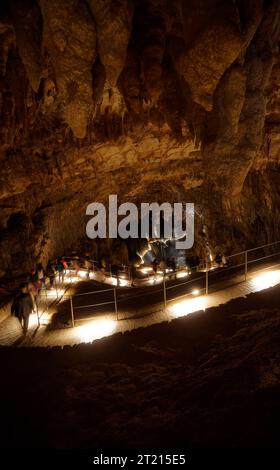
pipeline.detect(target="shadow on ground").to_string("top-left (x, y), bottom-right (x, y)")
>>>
top-left (1, 284), bottom-right (280, 448)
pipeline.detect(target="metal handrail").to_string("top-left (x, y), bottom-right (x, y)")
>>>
top-left (247, 250), bottom-right (280, 264)
top-left (50, 238), bottom-right (280, 272)
top-left (74, 287), bottom-right (115, 297)
top-left (207, 250), bottom-right (280, 279)
top-left (69, 242), bottom-right (280, 311)
top-left (226, 240), bottom-right (280, 259)
top-left (46, 238), bottom-right (280, 327)
top-left (74, 300), bottom-right (115, 309)
top-left (247, 240), bottom-right (280, 253)
top-left (121, 244), bottom-right (280, 306)
top-left (165, 272), bottom-right (205, 290)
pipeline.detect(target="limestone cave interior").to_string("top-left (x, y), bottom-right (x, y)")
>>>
top-left (1, 0), bottom-right (280, 454)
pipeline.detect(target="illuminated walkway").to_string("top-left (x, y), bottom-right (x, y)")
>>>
top-left (0, 264), bottom-right (280, 348)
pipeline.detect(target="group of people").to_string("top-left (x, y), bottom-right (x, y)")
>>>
top-left (214, 252), bottom-right (227, 267)
top-left (149, 250), bottom-right (227, 284)
top-left (150, 258), bottom-right (177, 281)
top-left (51, 255), bottom-right (94, 283)
top-left (11, 261), bottom-right (46, 335)
top-left (185, 255), bottom-right (201, 272)
top-left (11, 250), bottom-right (228, 335)
top-left (11, 282), bottom-right (34, 335)
top-left (11, 254), bottom-right (97, 335)
top-left (10, 256), bottom-right (67, 335)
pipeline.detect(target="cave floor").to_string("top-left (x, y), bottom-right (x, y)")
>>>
top-left (1, 281), bottom-right (280, 448)
top-left (1, 258), bottom-right (280, 348)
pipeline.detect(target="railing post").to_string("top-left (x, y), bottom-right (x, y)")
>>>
top-left (54, 274), bottom-right (58, 298)
top-left (114, 288), bottom-right (118, 320)
top-left (163, 275), bottom-right (167, 306)
top-left (245, 250), bottom-right (248, 281)
top-left (45, 286), bottom-right (49, 315)
top-left (36, 296), bottom-right (40, 327)
top-left (70, 296), bottom-right (75, 328)
top-left (206, 263), bottom-right (209, 295)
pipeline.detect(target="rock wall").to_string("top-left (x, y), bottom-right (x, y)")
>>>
top-left (0, 0), bottom-right (280, 282)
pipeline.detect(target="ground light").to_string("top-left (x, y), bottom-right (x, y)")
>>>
top-left (176, 270), bottom-right (189, 279)
top-left (251, 269), bottom-right (280, 291)
top-left (75, 319), bottom-right (117, 343)
top-left (119, 279), bottom-right (130, 287)
top-left (192, 289), bottom-right (200, 296)
top-left (66, 275), bottom-right (80, 283)
top-left (78, 270), bottom-right (89, 279)
top-left (169, 296), bottom-right (207, 318)
top-left (107, 276), bottom-right (118, 286)
top-left (46, 287), bottom-right (65, 298)
top-left (148, 275), bottom-right (164, 284)
top-left (140, 267), bottom-right (153, 274)
top-left (106, 276), bottom-right (130, 287)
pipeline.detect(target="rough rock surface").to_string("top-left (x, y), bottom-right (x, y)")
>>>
top-left (1, 284), bottom-right (280, 448)
top-left (39, 0), bottom-right (97, 137)
top-left (0, 0), bottom-right (280, 282)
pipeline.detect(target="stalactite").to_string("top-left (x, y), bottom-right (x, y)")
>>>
top-left (0, 0), bottom-right (280, 281)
